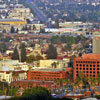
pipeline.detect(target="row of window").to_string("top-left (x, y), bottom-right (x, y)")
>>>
top-left (76, 71), bottom-right (100, 74)
top-left (76, 68), bottom-right (100, 70)
top-left (76, 64), bottom-right (99, 67)
top-left (76, 74), bottom-right (96, 77)
top-left (76, 61), bottom-right (99, 63)
top-left (31, 72), bottom-right (60, 75)
top-left (31, 77), bottom-right (59, 80)
top-left (31, 75), bottom-right (60, 77)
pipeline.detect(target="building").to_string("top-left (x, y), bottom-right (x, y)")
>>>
top-left (0, 19), bottom-right (27, 32)
top-left (0, 60), bottom-right (19, 71)
top-left (73, 53), bottom-right (100, 82)
top-left (0, 19), bottom-right (27, 25)
top-left (93, 35), bottom-right (100, 53)
top-left (8, 4), bottom-right (33, 20)
top-left (0, 71), bottom-right (12, 83)
top-left (12, 71), bottom-right (27, 81)
top-left (38, 59), bottom-right (69, 68)
top-left (27, 69), bottom-right (67, 81)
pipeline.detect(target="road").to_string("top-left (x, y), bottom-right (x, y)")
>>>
top-left (26, 0), bottom-right (51, 27)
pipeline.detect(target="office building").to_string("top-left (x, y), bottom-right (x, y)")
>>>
top-left (73, 54), bottom-right (100, 82)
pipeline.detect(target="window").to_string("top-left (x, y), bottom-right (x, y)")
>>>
top-left (83, 64), bottom-right (85, 67)
top-left (90, 71), bottom-right (92, 73)
top-left (86, 65), bottom-right (88, 67)
top-left (97, 61), bottom-right (99, 63)
top-left (97, 71), bottom-right (99, 74)
top-left (90, 68), bottom-right (92, 70)
top-left (93, 75), bottom-right (95, 77)
top-left (97, 68), bottom-right (99, 70)
top-left (83, 68), bottom-right (85, 70)
top-left (93, 65), bottom-right (95, 67)
top-left (97, 65), bottom-right (99, 67)
top-left (76, 64), bottom-right (78, 66)
top-left (80, 64), bottom-right (82, 66)
top-left (86, 68), bottom-right (88, 70)
top-left (93, 68), bottom-right (95, 70)
top-left (90, 65), bottom-right (92, 67)
top-left (83, 71), bottom-right (85, 73)
top-left (93, 71), bottom-right (95, 73)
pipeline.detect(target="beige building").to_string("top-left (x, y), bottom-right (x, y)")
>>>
top-left (27, 44), bottom-right (46, 58)
top-left (0, 19), bottom-right (27, 32)
top-left (0, 60), bottom-right (29, 71)
top-left (0, 71), bottom-right (12, 83)
top-left (38, 59), bottom-right (70, 69)
top-left (8, 4), bottom-right (34, 20)
top-left (93, 35), bottom-right (100, 53)
top-left (12, 71), bottom-right (27, 81)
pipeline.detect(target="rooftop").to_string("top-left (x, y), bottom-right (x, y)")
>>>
top-left (31, 68), bottom-right (66, 72)
top-left (0, 19), bottom-right (25, 22)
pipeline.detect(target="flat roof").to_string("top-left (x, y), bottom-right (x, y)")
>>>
top-left (0, 19), bottom-right (25, 22)
top-left (32, 68), bottom-right (66, 72)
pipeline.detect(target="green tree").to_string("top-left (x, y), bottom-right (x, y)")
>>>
top-left (10, 87), bottom-right (52, 100)
top-left (12, 45), bottom-right (19, 60)
top-left (35, 55), bottom-right (43, 61)
top-left (21, 43), bottom-right (26, 62)
top-left (33, 25), bottom-right (36, 30)
top-left (0, 43), bottom-right (7, 53)
top-left (2, 29), bottom-right (6, 33)
top-left (16, 28), bottom-right (19, 33)
top-left (51, 36), bottom-right (61, 44)
top-left (47, 44), bottom-right (57, 59)
top-left (11, 26), bottom-right (15, 33)
top-left (26, 55), bottom-right (35, 63)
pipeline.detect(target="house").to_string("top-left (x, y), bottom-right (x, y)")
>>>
top-left (0, 71), bottom-right (12, 83)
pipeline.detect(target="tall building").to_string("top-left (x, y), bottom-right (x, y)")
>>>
top-left (73, 54), bottom-right (100, 82)
top-left (93, 35), bottom-right (100, 53)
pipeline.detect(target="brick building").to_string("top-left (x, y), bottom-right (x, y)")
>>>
top-left (27, 70), bottom-right (67, 81)
top-left (73, 54), bottom-right (100, 82)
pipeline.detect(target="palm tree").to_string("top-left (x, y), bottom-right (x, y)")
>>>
top-left (54, 79), bottom-right (60, 88)
top-left (4, 87), bottom-right (7, 99)
top-left (9, 84), bottom-right (14, 96)
top-left (2, 79), bottom-right (6, 90)
top-left (12, 72), bottom-right (19, 81)
top-left (51, 62), bottom-right (57, 68)
top-left (28, 82), bottom-right (33, 88)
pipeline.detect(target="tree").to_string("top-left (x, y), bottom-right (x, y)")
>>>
top-left (26, 55), bottom-right (35, 63)
top-left (0, 33), bottom-right (2, 40)
top-left (47, 44), bottom-right (57, 59)
top-left (2, 29), bottom-right (6, 33)
top-left (0, 43), bottom-right (7, 53)
top-left (24, 25), bottom-right (28, 30)
top-left (20, 43), bottom-right (26, 62)
top-left (10, 87), bottom-right (52, 100)
top-left (40, 28), bottom-right (45, 33)
top-left (33, 25), bottom-right (36, 30)
top-left (35, 55), bottom-right (43, 61)
top-left (11, 26), bottom-right (15, 33)
top-left (95, 95), bottom-right (100, 99)
top-left (16, 28), bottom-right (19, 33)
top-left (12, 45), bottom-right (19, 60)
